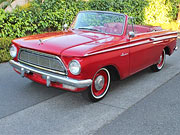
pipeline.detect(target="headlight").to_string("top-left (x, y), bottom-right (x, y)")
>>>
top-left (69, 60), bottom-right (81, 75)
top-left (10, 45), bottom-right (17, 58)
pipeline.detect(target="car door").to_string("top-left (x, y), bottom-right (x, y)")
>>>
top-left (126, 18), bottom-right (155, 75)
top-left (129, 39), bottom-right (155, 74)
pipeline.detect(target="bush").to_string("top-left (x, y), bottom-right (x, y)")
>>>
top-left (88, 0), bottom-right (148, 24)
top-left (0, 37), bottom-right (12, 63)
top-left (0, 0), bottom-right (87, 38)
top-left (0, 0), bottom-right (179, 39)
top-left (0, 0), bottom-right (179, 63)
top-left (0, 0), bottom-right (7, 4)
top-left (144, 0), bottom-right (179, 25)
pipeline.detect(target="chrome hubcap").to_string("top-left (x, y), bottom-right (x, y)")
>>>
top-left (94, 75), bottom-right (105, 91)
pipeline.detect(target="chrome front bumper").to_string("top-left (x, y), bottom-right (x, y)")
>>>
top-left (9, 60), bottom-right (92, 89)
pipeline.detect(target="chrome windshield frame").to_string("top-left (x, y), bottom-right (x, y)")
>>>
top-left (71, 10), bottom-right (126, 36)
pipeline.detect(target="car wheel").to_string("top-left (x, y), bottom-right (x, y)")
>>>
top-left (151, 49), bottom-right (166, 72)
top-left (82, 68), bottom-right (111, 102)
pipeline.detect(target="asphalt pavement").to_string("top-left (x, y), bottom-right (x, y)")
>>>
top-left (96, 71), bottom-right (180, 135)
top-left (0, 40), bottom-right (179, 135)
top-left (0, 63), bottom-right (64, 119)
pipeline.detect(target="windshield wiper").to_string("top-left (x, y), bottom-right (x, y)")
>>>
top-left (76, 27), bottom-right (100, 32)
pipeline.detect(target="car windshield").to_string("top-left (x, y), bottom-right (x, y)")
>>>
top-left (71, 11), bottom-right (125, 35)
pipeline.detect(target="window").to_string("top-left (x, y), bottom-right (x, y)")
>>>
top-left (72, 11), bottom-right (126, 35)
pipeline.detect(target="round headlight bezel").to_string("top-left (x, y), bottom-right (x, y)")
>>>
top-left (69, 60), bottom-right (81, 75)
top-left (10, 45), bottom-right (17, 58)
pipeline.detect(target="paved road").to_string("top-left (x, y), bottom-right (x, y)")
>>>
top-left (0, 40), bottom-right (179, 134)
top-left (96, 71), bottom-right (180, 135)
top-left (0, 63), bottom-right (64, 119)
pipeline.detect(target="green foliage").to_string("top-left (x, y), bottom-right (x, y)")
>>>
top-left (88, 0), bottom-right (114, 11)
top-left (88, 0), bottom-right (148, 24)
top-left (0, 0), bottom-right (179, 63)
top-left (0, 0), bottom-right (87, 38)
top-left (0, 37), bottom-right (12, 63)
top-left (0, 0), bottom-right (179, 39)
top-left (0, 0), bottom-right (6, 3)
top-left (144, 0), bottom-right (179, 25)
top-left (168, 0), bottom-right (180, 20)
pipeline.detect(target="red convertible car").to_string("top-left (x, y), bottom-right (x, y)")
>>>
top-left (9, 11), bottom-right (178, 102)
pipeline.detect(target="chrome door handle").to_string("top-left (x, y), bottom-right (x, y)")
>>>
top-left (150, 37), bottom-right (156, 41)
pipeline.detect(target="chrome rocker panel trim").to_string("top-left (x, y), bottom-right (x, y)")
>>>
top-left (9, 60), bottom-right (92, 89)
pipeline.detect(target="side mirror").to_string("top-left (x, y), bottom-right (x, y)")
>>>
top-left (128, 31), bottom-right (135, 38)
top-left (63, 24), bottom-right (68, 30)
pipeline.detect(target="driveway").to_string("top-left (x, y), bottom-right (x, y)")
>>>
top-left (0, 40), bottom-right (179, 134)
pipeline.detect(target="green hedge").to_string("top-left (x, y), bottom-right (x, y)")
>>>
top-left (0, 37), bottom-right (12, 63)
top-left (144, 0), bottom-right (179, 25)
top-left (0, 0), bottom-right (179, 39)
top-left (88, 0), bottom-right (148, 24)
top-left (0, 0), bottom-right (179, 63)
top-left (0, 0), bottom-right (6, 4)
top-left (0, 0), bottom-right (87, 38)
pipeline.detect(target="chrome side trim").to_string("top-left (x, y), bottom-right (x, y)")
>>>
top-left (84, 40), bottom-right (150, 56)
top-left (85, 34), bottom-right (178, 57)
top-left (9, 60), bottom-right (92, 88)
top-left (135, 30), bottom-right (166, 36)
top-left (152, 35), bottom-right (178, 42)
top-left (127, 31), bottom-right (178, 45)
top-left (136, 31), bottom-right (177, 36)
top-left (153, 41), bottom-right (163, 44)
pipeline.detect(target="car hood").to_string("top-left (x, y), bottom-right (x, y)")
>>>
top-left (12, 30), bottom-right (123, 56)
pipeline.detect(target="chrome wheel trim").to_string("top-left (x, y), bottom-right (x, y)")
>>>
top-left (157, 50), bottom-right (166, 70)
top-left (91, 68), bottom-right (110, 99)
top-left (159, 55), bottom-right (162, 63)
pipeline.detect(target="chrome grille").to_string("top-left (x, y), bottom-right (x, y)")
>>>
top-left (18, 49), bottom-right (66, 75)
